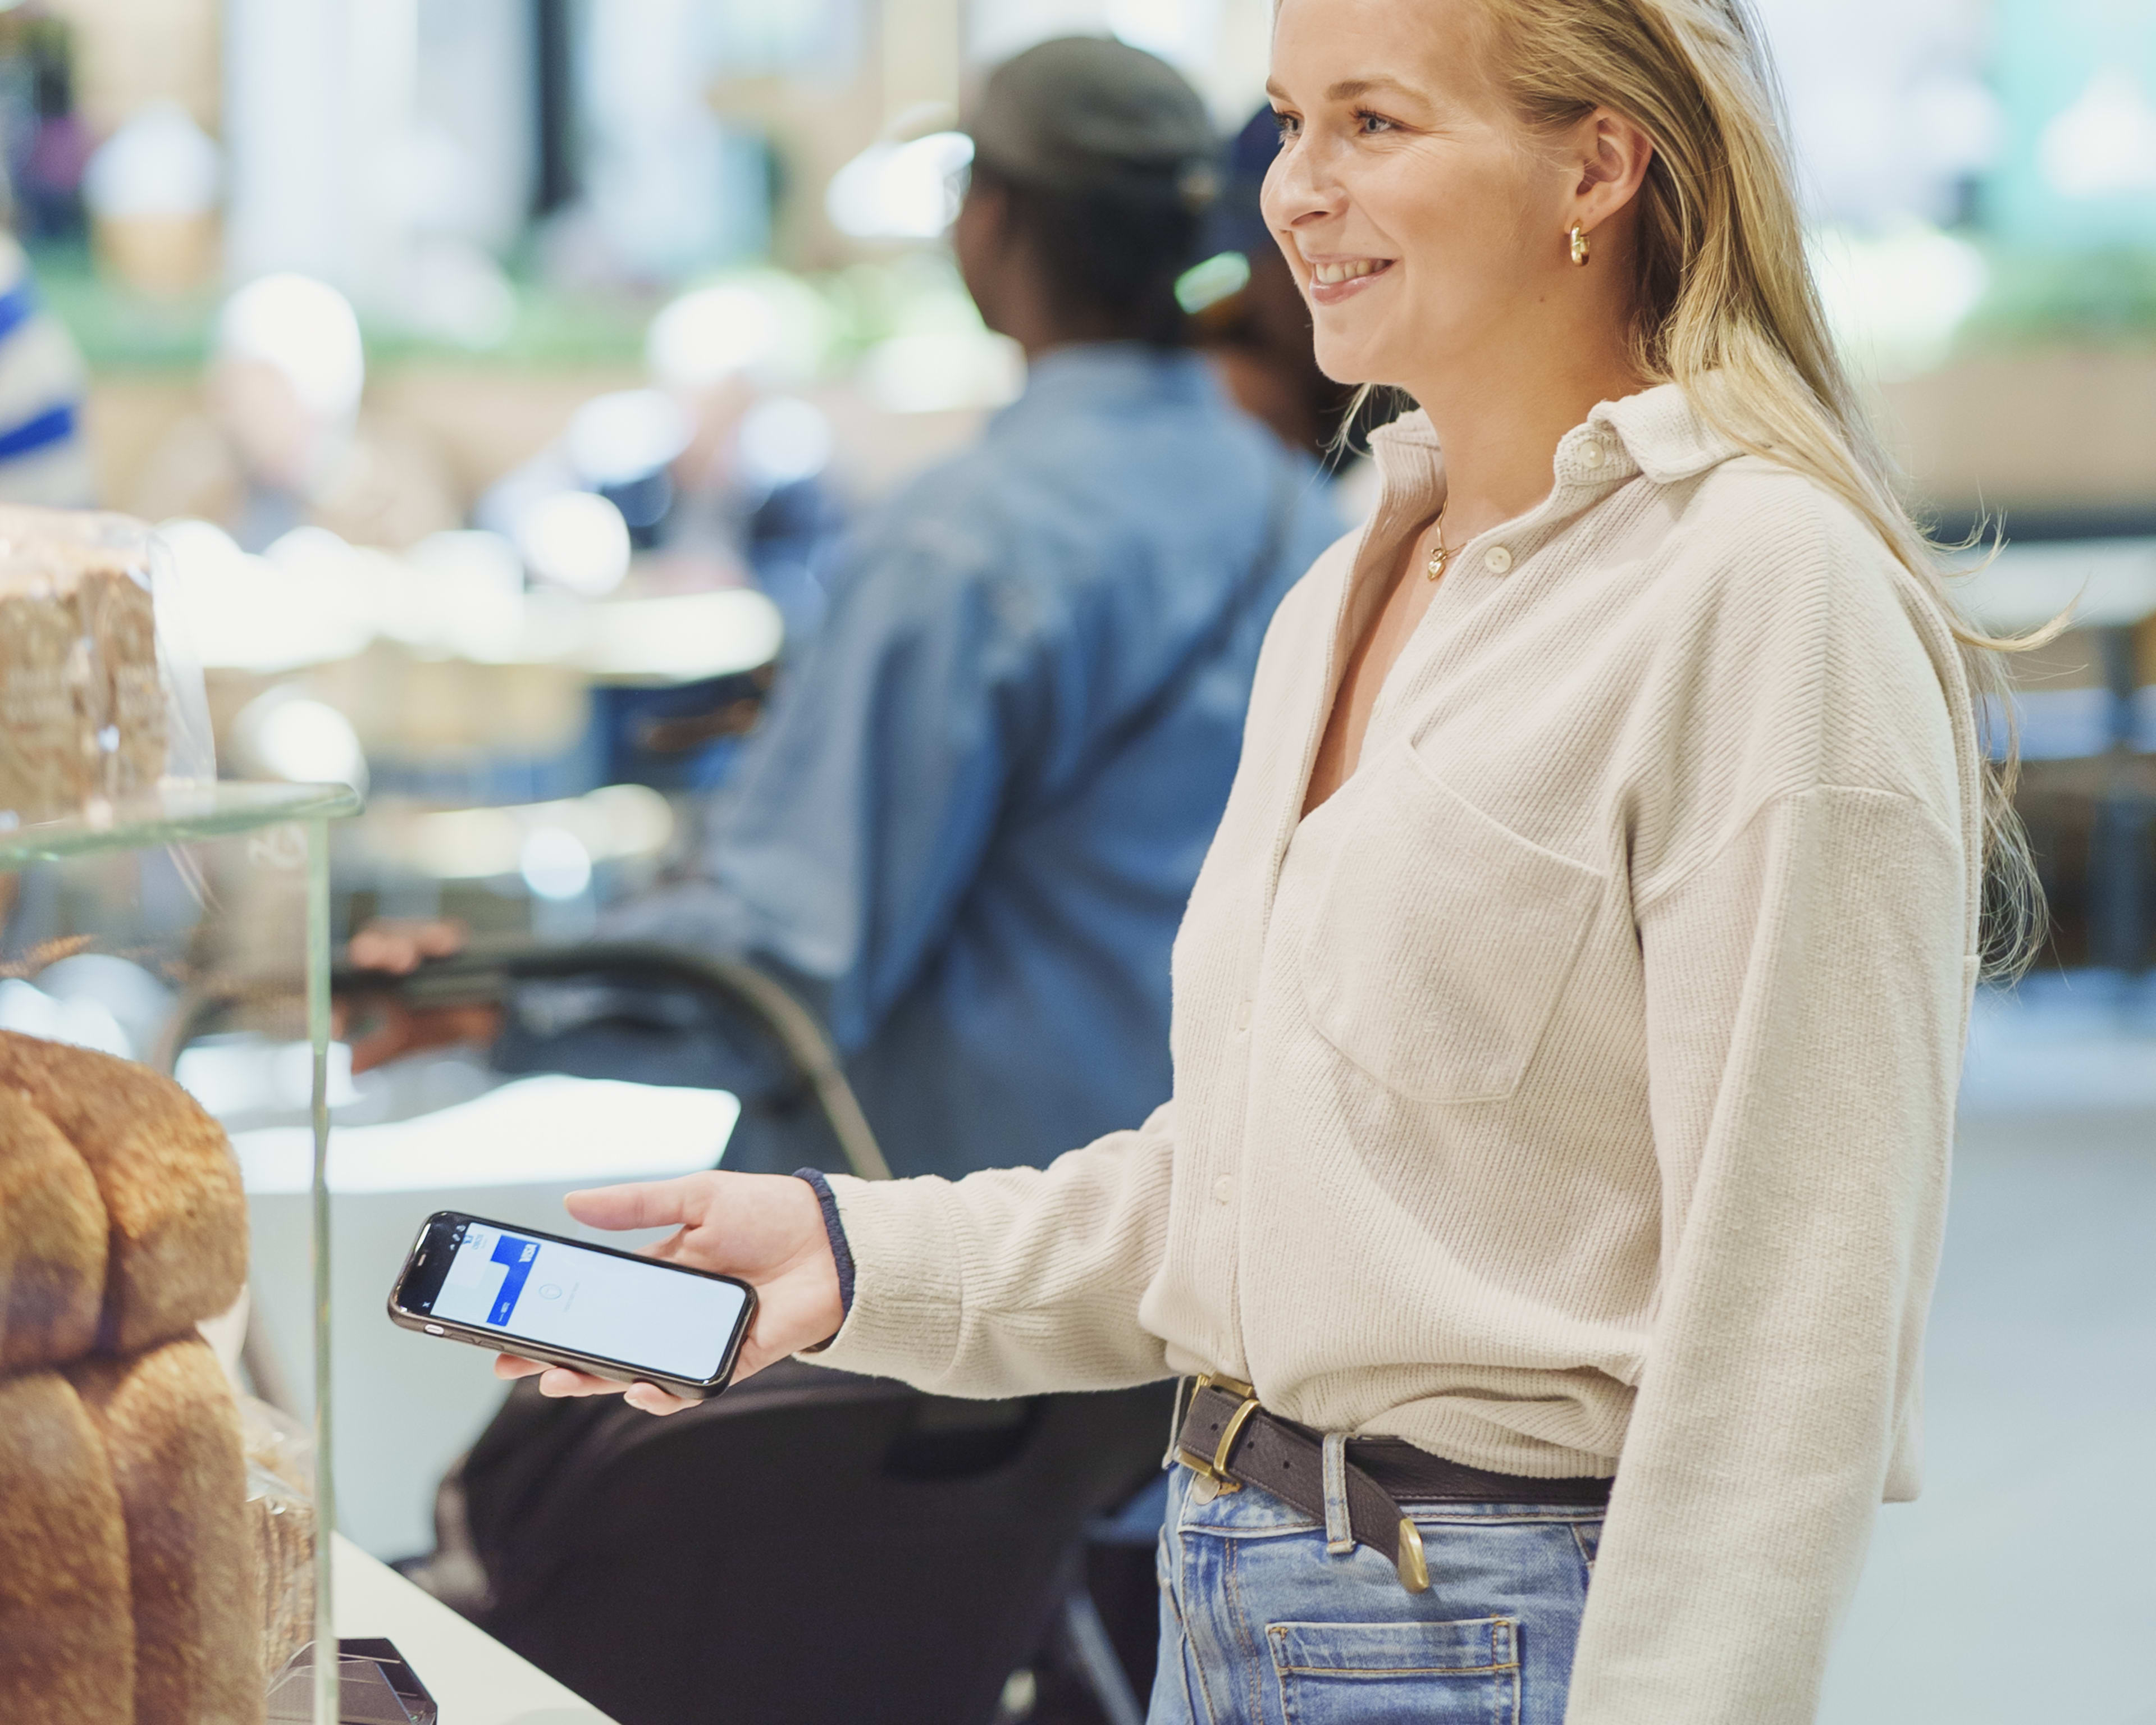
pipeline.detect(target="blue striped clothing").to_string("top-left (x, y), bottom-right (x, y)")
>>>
top-left (0, 235), bottom-right (93, 506)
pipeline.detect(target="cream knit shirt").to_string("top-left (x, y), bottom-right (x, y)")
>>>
top-left (812, 382), bottom-right (1980, 1723)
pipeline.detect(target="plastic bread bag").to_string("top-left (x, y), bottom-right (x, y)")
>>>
top-left (239, 1392), bottom-right (317, 1681)
top-left (0, 505), bottom-right (215, 828)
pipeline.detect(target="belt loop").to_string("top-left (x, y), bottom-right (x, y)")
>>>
top-left (1321, 1433), bottom-right (1354, 1555)
top-left (1163, 1376), bottom-right (1194, 1471)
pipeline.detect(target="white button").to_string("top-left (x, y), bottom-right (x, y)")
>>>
top-left (424, 1324), bottom-right (444, 1335)
top-left (1233, 1001), bottom-right (1251, 1035)
top-left (1581, 440), bottom-right (1606, 467)
top-left (1485, 545), bottom-right (1514, 574)
top-left (1213, 1175), bottom-right (1235, 1205)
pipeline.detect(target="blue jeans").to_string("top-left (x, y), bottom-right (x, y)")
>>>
top-left (1149, 1461), bottom-right (1602, 1724)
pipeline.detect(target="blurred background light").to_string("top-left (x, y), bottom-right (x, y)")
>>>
top-left (825, 131), bottom-right (974, 241)
top-left (378, 783), bottom-right (674, 882)
top-left (83, 101), bottom-right (220, 221)
top-left (514, 491), bottom-right (632, 597)
top-left (216, 273), bottom-right (367, 421)
top-left (577, 589), bottom-right (785, 681)
top-left (519, 824), bottom-right (593, 900)
top-left (860, 330), bottom-right (1023, 413)
top-left (566, 390), bottom-right (696, 488)
top-left (229, 686), bottom-right (371, 795)
top-left (0, 976), bottom-right (130, 1058)
top-left (1175, 250), bottom-right (1252, 315)
top-left (158, 518), bottom-right (373, 673)
top-left (646, 283), bottom-right (784, 390)
top-left (1810, 224), bottom-right (1990, 382)
top-left (737, 396), bottom-right (834, 490)
top-left (2038, 70), bottom-right (2156, 200)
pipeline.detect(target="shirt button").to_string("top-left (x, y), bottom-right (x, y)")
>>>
top-left (1484, 545), bottom-right (1514, 574)
top-left (1213, 1175), bottom-right (1235, 1206)
top-left (1581, 440), bottom-right (1606, 467)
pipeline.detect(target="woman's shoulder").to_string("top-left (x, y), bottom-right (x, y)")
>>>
top-left (1654, 457), bottom-right (1950, 674)
top-left (1632, 457), bottom-right (1969, 830)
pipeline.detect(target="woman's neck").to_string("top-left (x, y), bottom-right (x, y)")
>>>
top-left (1406, 340), bottom-right (1645, 544)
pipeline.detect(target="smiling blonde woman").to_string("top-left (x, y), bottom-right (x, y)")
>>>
top-left (503, 2), bottom-right (2036, 1719)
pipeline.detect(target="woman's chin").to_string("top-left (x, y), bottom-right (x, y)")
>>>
top-left (1309, 338), bottom-right (1394, 393)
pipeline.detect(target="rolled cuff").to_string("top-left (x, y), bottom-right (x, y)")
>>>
top-left (789, 1174), bottom-right (965, 1386)
top-left (792, 1169), bottom-right (856, 1317)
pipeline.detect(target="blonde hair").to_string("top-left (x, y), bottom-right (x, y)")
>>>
top-left (1465, 0), bottom-right (2045, 976)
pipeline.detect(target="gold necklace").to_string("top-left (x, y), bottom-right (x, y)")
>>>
top-left (1423, 505), bottom-right (1451, 581)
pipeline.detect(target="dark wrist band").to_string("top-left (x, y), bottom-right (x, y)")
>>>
top-left (792, 1169), bottom-right (856, 1349)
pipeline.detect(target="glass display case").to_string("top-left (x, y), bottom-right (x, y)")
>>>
top-left (0, 505), bottom-right (361, 1725)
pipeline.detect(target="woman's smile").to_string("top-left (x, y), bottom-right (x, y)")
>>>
top-left (1301, 253), bottom-right (1396, 303)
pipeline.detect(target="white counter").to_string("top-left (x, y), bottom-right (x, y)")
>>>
top-left (334, 1534), bottom-right (618, 1724)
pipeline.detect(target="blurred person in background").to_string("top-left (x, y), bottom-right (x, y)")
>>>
top-left (477, 285), bottom-right (848, 648)
top-left (133, 272), bottom-right (458, 550)
top-left (351, 36), bottom-right (1344, 1192)
top-left (0, 213), bottom-right (93, 505)
top-left (1192, 106), bottom-right (1361, 466)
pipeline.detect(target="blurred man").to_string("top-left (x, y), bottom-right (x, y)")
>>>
top-left (1191, 108), bottom-right (1360, 464)
top-left (133, 273), bottom-right (458, 550)
top-left (477, 279), bottom-right (849, 651)
top-left (357, 38), bottom-right (1343, 1184)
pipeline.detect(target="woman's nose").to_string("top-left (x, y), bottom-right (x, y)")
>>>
top-left (1261, 140), bottom-right (1341, 234)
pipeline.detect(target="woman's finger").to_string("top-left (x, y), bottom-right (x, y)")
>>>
top-left (563, 1174), bottom-right (711, 1235)
top-left (536, 1365), bottom-right (626, 1398)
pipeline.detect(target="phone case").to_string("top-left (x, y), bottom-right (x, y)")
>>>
top-left (385, 1215), bottom-right (757, 1402)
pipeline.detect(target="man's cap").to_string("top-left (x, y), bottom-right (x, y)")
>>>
top-left (1206, 105), bottom-right (1282, 259)
top-left (966, 36), bottom-right (1219, 207)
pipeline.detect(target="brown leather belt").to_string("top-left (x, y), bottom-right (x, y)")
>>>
top-left (1172, 1375), bottom-right (1613, 1593)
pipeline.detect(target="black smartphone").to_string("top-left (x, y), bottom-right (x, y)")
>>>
top-left (387, 1211), bottom-right (756, 1402)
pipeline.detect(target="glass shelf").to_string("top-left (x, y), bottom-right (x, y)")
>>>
top-left (0, 781), bottom-right (364, 867)
top-left (2, 774), bottom-right (362, 1725)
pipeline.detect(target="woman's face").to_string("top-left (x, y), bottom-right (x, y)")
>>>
top-left (1262, 0), bottom-right (1578, 391)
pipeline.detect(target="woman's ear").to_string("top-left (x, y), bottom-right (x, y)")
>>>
top-left (1570, 108), bottom-right (1655, 234)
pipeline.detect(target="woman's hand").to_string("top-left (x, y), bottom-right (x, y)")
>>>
top-left (494, 1171), bottom-right (844, 1416)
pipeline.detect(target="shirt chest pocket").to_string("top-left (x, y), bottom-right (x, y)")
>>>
top-left (1298, 741), bottom-right (1606, 1105)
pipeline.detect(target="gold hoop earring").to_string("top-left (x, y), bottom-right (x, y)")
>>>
top-left (1568, 223), bottom-right (1591, 266)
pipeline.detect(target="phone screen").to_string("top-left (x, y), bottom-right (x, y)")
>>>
top-left (410, 1219), bottom-right (748, 1382)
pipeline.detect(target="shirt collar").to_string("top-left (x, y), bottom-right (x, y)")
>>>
top-left (1368, 379), bottom-right (1743, 495)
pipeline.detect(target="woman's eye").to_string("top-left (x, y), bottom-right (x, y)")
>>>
top-left (1356, 109), bottom-right (1396, 135)
top-left (1271, 111), bottom-right (1300, 142)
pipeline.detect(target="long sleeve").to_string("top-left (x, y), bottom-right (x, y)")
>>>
top-left (1564, 784), bottom-right (1968, 1723)
top-left (804, 1101), bottom-right (1180, 1397)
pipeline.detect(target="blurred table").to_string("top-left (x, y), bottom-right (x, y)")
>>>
top-left (1959, 536), bottom-right (2156, 970)
top-left (1953, 536), bottom-right (2156, 635)
top-left (334, 1534), bottom-right (617, 1724)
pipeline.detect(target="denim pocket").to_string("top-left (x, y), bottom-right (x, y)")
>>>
top-left (1267, 1616), bottom-right (1521, 1725)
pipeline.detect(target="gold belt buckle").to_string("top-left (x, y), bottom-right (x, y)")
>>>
top-left (1176, 1372), bottom-right (1260, 1503)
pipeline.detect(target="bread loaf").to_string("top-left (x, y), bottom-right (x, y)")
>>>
top-left (0, 540), bottom-right (165, 823)
top-left (0, 1030), bottom-right (246, 1354)
top-left (239, 1398), bottom-right (316, 1681)
top-left (70, 1338), bottom-right (266, 1725)
top-left (244, 1462), bottom-right (315, 1682)
top-left (0, 1083), bottom-right (107, 1370)
top-left (0, 1370), bottom-right (135, 1725)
